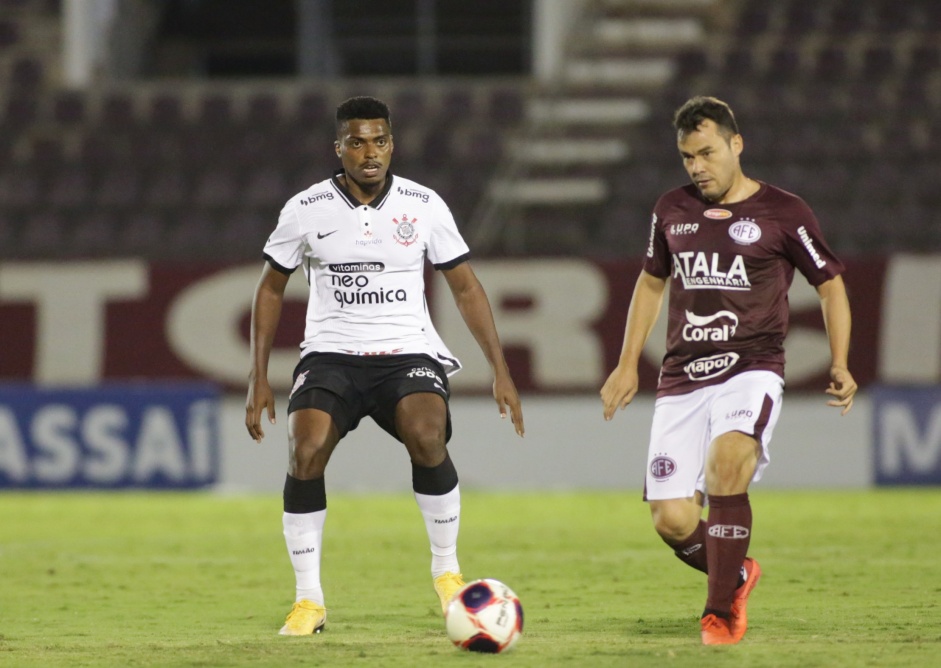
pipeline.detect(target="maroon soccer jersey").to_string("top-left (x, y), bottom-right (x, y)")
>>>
top-left (643, 182), bottom-right (844, 397)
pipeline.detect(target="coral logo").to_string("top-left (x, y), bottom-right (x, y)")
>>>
top-left (682, 309), bottom-right (739, 342)
top-left (650, 455), bottom-right (677, 480)
top-left (704, 208), bottom-right (732, 219)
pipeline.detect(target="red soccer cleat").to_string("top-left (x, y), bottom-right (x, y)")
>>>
top-left (730, 557), bottom-right (762, 642)
top-left (700, 613), bottom-right (736, 645)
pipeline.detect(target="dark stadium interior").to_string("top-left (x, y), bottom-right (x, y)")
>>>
top-left (0, 0), bottom-right (939, 260)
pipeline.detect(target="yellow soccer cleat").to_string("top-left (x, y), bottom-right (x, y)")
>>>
top-left (434, 572), bottom-right (466, 614)
top-left (279, 599), bottom-right (327, 636)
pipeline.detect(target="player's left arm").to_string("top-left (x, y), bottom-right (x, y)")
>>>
top-left (441, 261), bottom-right (524, 437)
top-left (816, 274), bottom-right (857, 415)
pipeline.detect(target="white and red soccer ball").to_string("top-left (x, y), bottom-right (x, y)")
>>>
top-left (445, 578), bottom-right (523, 653)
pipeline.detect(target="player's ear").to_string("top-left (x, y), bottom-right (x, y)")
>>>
top-left (334, 140), bottom-right (341, 157)
top-left (731, 133), bottom-right (744, 157)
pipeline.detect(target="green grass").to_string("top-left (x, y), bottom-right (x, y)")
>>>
top-left (1, 490), bottom-right (940, 667)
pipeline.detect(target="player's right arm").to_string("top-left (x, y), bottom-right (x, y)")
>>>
top-left (246, 262), bottom-right (290, 443)
top-left (816, 274), bottom-right (857, 415)
top-left (601, 270), bottom-right (667, 420)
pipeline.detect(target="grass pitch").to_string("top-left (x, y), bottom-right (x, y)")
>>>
top-left (1, 489), bottom-right (939, 667)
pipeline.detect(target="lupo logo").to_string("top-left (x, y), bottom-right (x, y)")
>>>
top-left (726, 408), bottom-right (753, 420)
top-left (670, 223), bottom-right (699, 236)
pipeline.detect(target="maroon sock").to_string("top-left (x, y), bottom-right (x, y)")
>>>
top-left (705, 493), bottom-right (752, 617)
top-left (668, 520), bottom-right (709, 574)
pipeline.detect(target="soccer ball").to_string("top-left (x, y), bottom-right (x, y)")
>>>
top-left (445, 578), bottom-right (523, 653)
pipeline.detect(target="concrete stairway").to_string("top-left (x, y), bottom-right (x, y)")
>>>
top-left (470, 0), bottom-right (730, 255)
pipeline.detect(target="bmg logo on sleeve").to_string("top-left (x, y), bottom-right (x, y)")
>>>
top-left (0, 384), bottom-right (220, 489)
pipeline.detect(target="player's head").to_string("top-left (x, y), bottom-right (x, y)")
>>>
top-left (673, 96), bottom-right (745, 203)
top-left (673, 96), bottom-right (739, 140)
top-left (335, 96), bottom-right (392, 136)
top-left (334, 96), bottom-right (394, 192)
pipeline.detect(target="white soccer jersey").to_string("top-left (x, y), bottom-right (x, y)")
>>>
top-left (263, 170), bottom-right (469, 375)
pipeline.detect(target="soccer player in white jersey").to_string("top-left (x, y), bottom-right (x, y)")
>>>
top-left (245, 96), bottom-right (524, 636)
top-left (600, 96), bottom-right (858, 645)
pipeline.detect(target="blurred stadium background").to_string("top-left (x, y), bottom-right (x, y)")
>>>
top-left (0, 0), bottom-right (939, 493)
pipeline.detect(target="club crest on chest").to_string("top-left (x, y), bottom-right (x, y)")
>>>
top-left (393, 214), bottom-right (419, 246)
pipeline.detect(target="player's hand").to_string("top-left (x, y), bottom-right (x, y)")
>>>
top-left (493, 373), bottom-right (525, 437)
top-left (825, 365), bottom-right (857, 416)
top-left (600, 364), bottom-right (639, 421)
top-left (246, 375), bottom-right (276, 443)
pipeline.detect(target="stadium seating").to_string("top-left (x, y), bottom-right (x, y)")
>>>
top-left (0, 0), bottom-right (939, 259)
top-left (569, 0), bottom-right (941, 258)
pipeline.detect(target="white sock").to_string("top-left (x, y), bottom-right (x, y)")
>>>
top-left (414, 484), bottom-right (461, 578)
top-left (283, 510), bottom-right (326, 604)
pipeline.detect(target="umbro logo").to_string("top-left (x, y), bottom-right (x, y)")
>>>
top-left (317, 230), bottom-right (338, 239)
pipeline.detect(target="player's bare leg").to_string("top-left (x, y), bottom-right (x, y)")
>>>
top-left (651, 494), bottom-right (708, 573)
top-left (701, 430), bottom-right (760, 644)
top-left (396, 392), bottom-right (465, 612)
top-left (279, 408), bottom-right (340, 635)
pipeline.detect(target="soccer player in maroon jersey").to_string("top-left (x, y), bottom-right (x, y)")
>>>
top-left (600, 96), bottom-right (857, 645)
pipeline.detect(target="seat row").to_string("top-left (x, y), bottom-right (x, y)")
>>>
top-left (1, 85), bottom-right (525, 130)
top-left (737, 0), bottom-right (941, 35)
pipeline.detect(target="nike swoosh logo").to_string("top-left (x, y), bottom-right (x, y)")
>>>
top-left (317, 230), bottom-right (338, 239)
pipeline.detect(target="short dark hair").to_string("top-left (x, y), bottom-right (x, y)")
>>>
top-left (672, 96), bottom-right (739, 139)
top-left (335, 96), bottom-right (391, 135)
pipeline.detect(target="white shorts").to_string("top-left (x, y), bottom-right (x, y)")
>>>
top-left (644, 370), bottom-right (785, 501)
